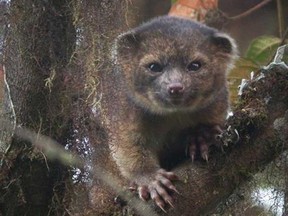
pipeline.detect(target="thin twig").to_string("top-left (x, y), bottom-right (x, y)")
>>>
top-left (228, 0), bottom-right (272, 20)
top-left (280, 27), bottom-right (288, 45)
top-left (276, 0), bottom-right (284, 38)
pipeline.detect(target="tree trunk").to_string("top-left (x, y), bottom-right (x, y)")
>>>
top-left (1, 0), bottom-right (76, 215)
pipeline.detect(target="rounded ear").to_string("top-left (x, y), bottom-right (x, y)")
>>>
top-left (210, 32), bottom-right (238, 56)
top-left (113, 31), bottom-right (140, 59)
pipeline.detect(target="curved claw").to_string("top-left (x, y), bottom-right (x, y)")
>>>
top-left (150, 188), bottom-right (167, 212)
top-left (135, 169), bottom-right (179, 210)
top-left (187, 124), bottom-right (223, 161)
top-left (167, 199), bottom-right (175, 208)
top-left (168, 184), bottom-right (180, 195)
top-left (202, 153), bottom-right (209, 162)
top-left (188, 136), bottom-right (197, 162)
top-left (138, 185), bottom-right (149, 201)
top-left (158, 205), bottom-right (167, 213)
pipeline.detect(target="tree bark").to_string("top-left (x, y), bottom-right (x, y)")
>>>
top-left (284, 153), bottom-right (288, 216)
top-left (1, 0), bottom-right (76, 215)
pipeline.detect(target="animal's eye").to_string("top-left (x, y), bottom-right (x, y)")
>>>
top-left (147, 62), bottom-right (163, 73)
top-left (187, 61), bottom-right (202, 72)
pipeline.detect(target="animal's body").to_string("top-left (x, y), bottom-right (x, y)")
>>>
top-left (106, 15), bottom-right (237, 209)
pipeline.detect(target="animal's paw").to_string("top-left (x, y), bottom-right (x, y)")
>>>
top-left (187, 125), bottom-right (222, 162)
top-left (130, 169), bottom-right (179, 212)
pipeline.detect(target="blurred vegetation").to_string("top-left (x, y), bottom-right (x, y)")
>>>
top-left (228, 35), bottom-right (287, 103)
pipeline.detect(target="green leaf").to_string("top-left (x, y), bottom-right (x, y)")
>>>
top-left (228, 58), bottom-right (258, 104)
top-left (245, 36), bottom-right (281, 66)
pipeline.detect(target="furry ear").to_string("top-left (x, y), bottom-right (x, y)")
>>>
top-left (210, 32), bottom-right (237, 56)
top-left (113, 31), bottom-right (140, 60)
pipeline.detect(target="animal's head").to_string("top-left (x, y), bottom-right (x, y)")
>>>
top-left (113, 16), bottom-right (237, 114)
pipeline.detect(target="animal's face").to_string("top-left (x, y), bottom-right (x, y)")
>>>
top-left (114, 16), bottom-right (237, 114)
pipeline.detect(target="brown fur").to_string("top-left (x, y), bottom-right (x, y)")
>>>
top-left (105, 16), bottom-right (237, 208)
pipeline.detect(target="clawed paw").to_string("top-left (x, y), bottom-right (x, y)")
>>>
top-left (131, 169), bottom-right (179, 211)
top-left (187, 125), bottom-right (223, 162)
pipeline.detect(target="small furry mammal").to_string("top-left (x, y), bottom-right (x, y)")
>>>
top-left (110, 16), bottom-right (237, 210)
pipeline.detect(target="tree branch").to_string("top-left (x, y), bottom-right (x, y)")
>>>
top-left (229, 0), bottom-right (272, 20)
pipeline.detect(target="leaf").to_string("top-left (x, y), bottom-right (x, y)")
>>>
top-left (228, 58), bottom-right (258, 104)
top-left (245, 36), bottom-right (282, 66)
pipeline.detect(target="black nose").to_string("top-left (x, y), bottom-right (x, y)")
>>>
top-left (168, 83), bottom-right (184, 95)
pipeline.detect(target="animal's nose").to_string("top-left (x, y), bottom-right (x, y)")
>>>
top-left (168, 83), bottom-right (184, 95)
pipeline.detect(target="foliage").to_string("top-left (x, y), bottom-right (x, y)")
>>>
top-left (245, 36), bottom-right (283, 66)
top-left (228, 35), bottom-right (286, 103)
